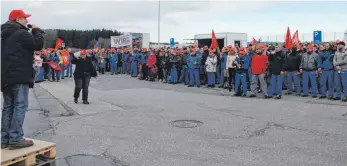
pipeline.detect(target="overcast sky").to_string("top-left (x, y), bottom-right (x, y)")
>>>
top-left (1, 0), bottom-right (347, 43)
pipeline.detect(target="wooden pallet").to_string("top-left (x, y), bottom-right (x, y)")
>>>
top-left (1, 138), bottom-right (56, 166)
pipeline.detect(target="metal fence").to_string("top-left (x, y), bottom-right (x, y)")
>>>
top-left (248, 32), bottom-right (344, 43)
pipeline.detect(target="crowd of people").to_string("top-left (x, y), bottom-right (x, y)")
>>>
top-left (35, 41), bottom-right (347, 102)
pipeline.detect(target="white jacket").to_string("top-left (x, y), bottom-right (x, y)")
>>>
top-left (226, 54), bottom-right (238, 69)
top-left (205, 55), bottom-right (218, 72)
top-left (33, 55), bottom-right (43, 68)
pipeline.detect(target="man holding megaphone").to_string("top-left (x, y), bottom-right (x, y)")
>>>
top-left (1, 9), bottom-right (44, 149)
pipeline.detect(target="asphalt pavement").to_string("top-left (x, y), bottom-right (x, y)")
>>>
top-left (22, 74), bottom-right (347, 166)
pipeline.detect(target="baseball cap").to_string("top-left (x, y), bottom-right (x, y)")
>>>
top-left (9, 10), bottom-right (31, 21)
top-left (338, 41), bottom-right (345, 46)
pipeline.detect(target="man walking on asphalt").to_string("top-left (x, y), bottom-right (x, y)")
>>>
top-left (1, 9), bottom-right (44, 149)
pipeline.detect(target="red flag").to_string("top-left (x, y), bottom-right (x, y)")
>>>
top-left (47, 61), bottom-right (62, 71)
top-left (210, 29), bottom-right (218, 49)
top-left (292, 30), bottom-right (301, 50)
top-left (252, 38), bottom-right (257, 46)
top-left (285, 27), bottom-right (293, 51)
top-left (61, 51), bottom-right (70, 65)
top-left (55, 38), bottom-right (64, 49)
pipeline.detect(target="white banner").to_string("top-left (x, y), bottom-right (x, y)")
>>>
top-left (111, 35), bottom-right (132, 47)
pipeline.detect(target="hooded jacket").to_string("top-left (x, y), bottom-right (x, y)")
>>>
top-left (268, 51), bottom-right (285, 74)
top-left (283, 48), bottom-right (301, 72)
top-left (1, 21), bottom-right (44, 90)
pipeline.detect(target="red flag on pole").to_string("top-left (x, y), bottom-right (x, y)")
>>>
top-left (252, 38), bottom-right (257, 46)
top-left (55, 38), bottom-right (64, 49)
top-left (292, 30), bottom-right (301, 50)
top-left (285, 27), bottom-right (293, 51)
top-left (47, 61), bottom-right (62, 71)
top-left (210, 29), bottom-right (218, 49)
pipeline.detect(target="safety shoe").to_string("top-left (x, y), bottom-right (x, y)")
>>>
top-left (264, 95), bottom-right (272, 99)
top-left (334, 97), bottom-right (341, 101)
top-left (319, 95), bottom-right (326, 99)
top-left (342, 97), bottom-right (347, 102)
top-left (74, 98), bottom-right (78, 104)
top-left (83, 101), bottom-right (90, 104)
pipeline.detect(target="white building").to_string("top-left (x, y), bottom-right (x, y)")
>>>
top-left (194, 32), bottom-right (248, 48)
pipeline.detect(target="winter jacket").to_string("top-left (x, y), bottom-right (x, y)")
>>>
top-left (169, 55), bottom-right (180, 68)
top-left (132, 51), bottom-right (140, 62)
top-left (268, 51), bottom-right (285, 74)
top-left (98, 56), bottom-right (107, 68)
top-left (233, 55), bottom-right (251, 73)
top-left (205, 55), bottom-right (218, 72)
top-left (182, 53), bottom-right (189, 65)
top-left (159, 56), bottom-right (170, 69)
top-left (283, 52), bottom-right (301, 72)
top-left (201, 50), bottom-right (209, 67)
top-left (110, 53), bottom-right (118, 63)
top-left (317, 50), bottom-right (334, 70)
top-left (220, 53), bottom-right (228, 69)
top-left (226, 54), bottom-right (238, 69)
top-left (333, 49), bottom-right (347, 71)
top-left (147, 55), bottom-right (157, 68)
top-left (71, 56), bottom-right (97, 78)
top-left (34, 55), bottom-right (43, 68)
top-left (300, 52), bottom-right (318, 71)
top-left (1, 21), bottom-right (43, 90)
top-left (187, 54), bottom-right (200, 69)
top-left (251, 53), bottom-right (269, 74)
top-left (50, 54), bottom-right (60, 64)
top-left (141, 52), bottom-right (148, 64)
top-left (122, 52), bottom-right (130, 62)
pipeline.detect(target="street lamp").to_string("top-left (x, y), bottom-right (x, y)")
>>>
top-left (158, 0), bottom-right (160, 47)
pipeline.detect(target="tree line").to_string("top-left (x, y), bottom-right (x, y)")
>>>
top-left (42, 29), bottom-right (122, 49)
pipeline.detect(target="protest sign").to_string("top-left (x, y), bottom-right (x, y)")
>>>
top-left (111, 35), bottom-right (132, 47)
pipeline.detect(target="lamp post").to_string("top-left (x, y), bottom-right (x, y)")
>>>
top-left (158, 0), bottom-right (161, 47)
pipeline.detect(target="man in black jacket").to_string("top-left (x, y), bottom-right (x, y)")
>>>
top-left (1, 10), bottom-right (44, 149)
top-left (72, 50), bottom-right (98, 104)
top-left (283, 46), bottom-right (302, 96)
top-left (179, 48), bottom-right (190, 85)
top-left (200, 46), bottom-right (209, 85)
top-left (268, 45), bottom-right (286, 99)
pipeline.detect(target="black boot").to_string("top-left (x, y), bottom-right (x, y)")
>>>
top-left (74, 87), bottom-right (81, 103)
top-left (82, 88), bottom-right (89, 103)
